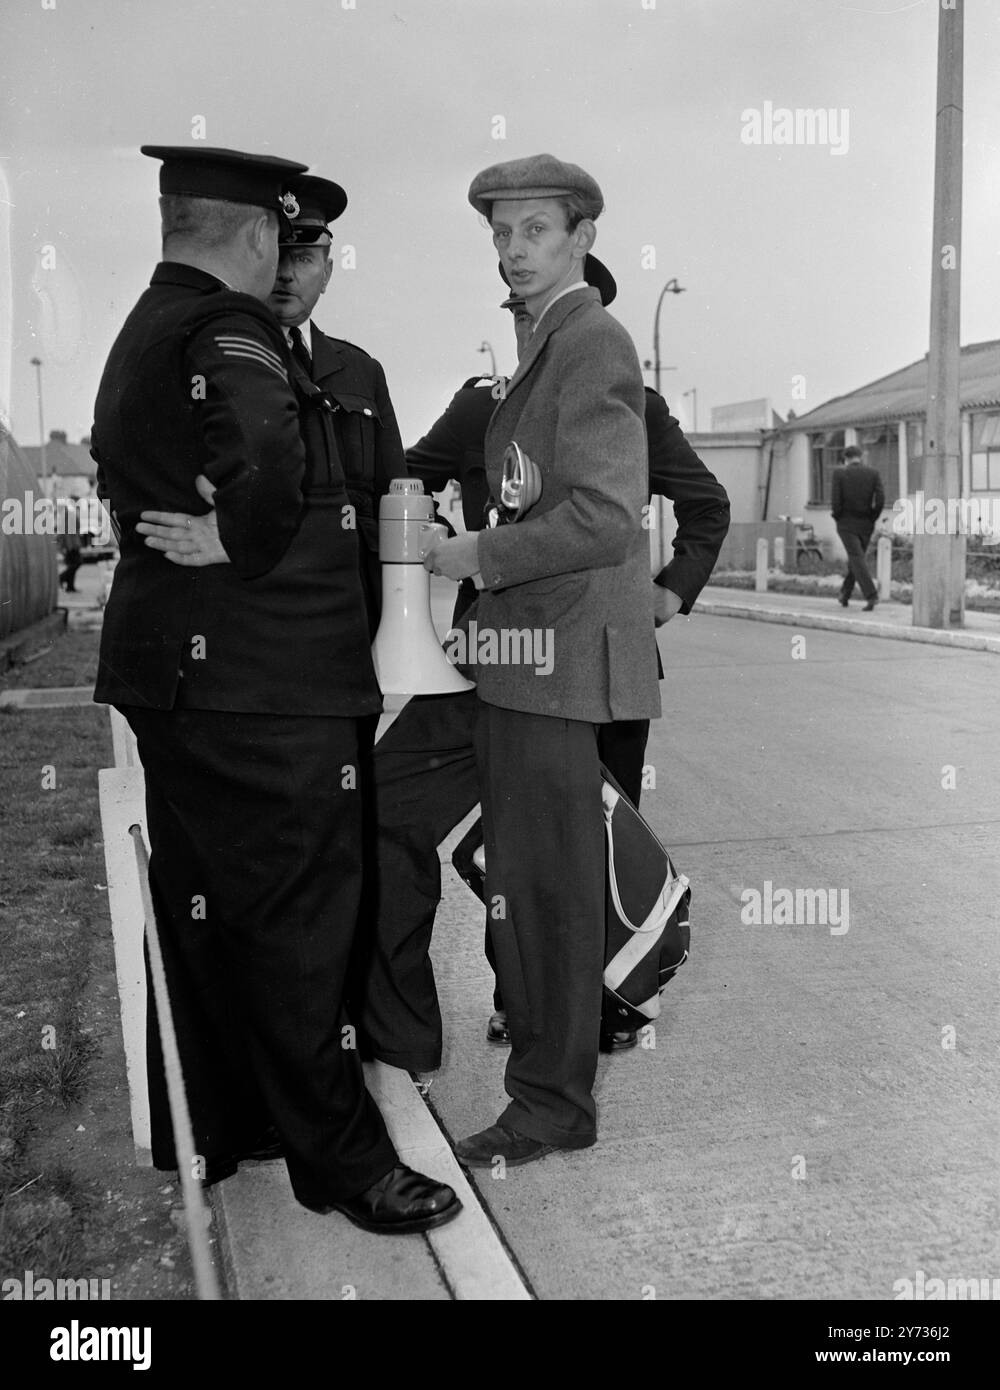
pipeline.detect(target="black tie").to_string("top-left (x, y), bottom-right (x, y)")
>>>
top-left (289, 325), bottom-right (311, 376)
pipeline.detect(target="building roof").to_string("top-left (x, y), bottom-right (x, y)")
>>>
top-left (791, 338), bottom-right (1000, 432)
top-left (22, 436), bottom-right (97, 480)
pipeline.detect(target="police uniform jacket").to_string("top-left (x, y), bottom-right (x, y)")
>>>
top-left (475, 286), bottom-right (662, 725)
top-left (92, 262), bottom-right (380, 717)
top-left (304, 324), bottom-right (407, 625)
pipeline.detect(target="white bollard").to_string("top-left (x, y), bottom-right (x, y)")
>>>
top-left (755, 537), bottom-right (769, 592)
top-left (877, 535), bottom-right (892, 600)
top-left (773, 536), bottom-right (786, 571)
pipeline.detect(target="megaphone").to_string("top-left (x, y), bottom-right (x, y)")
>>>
top-left (371, 480), bottom-right (475, 696)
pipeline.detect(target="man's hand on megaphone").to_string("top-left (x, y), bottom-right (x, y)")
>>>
top-left (422, 531), bottom-right (481, 581)
top-left (137, 474), bottom-right (231, 566)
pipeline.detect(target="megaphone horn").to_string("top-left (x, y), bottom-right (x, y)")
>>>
top-left (371, 480), bottom-right (474, 697)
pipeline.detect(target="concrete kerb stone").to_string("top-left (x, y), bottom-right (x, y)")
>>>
top-left (695, 598), bottom-right (1000, 654)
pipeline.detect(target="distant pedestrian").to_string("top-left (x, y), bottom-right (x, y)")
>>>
top-left (832, 445), bottom-right (885, 610)
top-left (58, 505), bottom-right (82, 592)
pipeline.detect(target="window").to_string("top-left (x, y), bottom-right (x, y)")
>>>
top-left (857, 425), bottom-right (898, 501)
top-left (971, 414), bottom-right (1000, 492)
top-left (808, 430), bottom-right (845, 503)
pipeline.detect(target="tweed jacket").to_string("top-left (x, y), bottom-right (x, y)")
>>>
top-left (474, 286), bottom-right (661, 724)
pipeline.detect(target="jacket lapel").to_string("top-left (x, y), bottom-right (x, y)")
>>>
top-left (502, 285), bottom-right (601, 403)
top-left (308, 325), bottom-right (347, 386)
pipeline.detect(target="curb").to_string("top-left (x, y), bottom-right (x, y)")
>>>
top-left (0, 609), bottom-right (68, 673)
top-left (695, 598), bottom-right (1000, 654)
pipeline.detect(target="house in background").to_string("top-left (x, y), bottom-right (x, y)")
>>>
top-left (22, 429), bottom-right (99, 501)
top-left (651, 340), bottom-right (1000, 569)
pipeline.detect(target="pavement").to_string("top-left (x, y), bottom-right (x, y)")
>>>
top-left (23, 568), bottom-right (1000, 1300)
top-left (699, 584), bottom-right (1000, 653)
top-left (210, 581), bottom-right (1000, 1300)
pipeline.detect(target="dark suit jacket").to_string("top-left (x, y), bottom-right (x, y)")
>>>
top-left (406, 380), bottom-right (730, 623)
top-left (304, 324), bottom-right (407, 624)
top-left (831, 463), bottom-right (885, 537)
top-left (475, 287), bottom-right (661, 724)
top-left (92, 262), bottom-right (380, 717)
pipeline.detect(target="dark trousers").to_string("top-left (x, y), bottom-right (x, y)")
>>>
top-left (123, 705), bottom-right (398, 1207)
top-left (352, 690), bottom-right (481, 1071)
top-left (59, 553), bottom-right (82, 591)
top-left (484, 717), bottom-right (650, 1012)
top-left (837, 524), bottom-right (877, 601)
top-left (475, 703), bottom-right (606, 1145)
top-left (355, 689), bottom-right (651, 1067)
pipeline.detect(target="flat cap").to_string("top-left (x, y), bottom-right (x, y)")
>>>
top-left (498, 252), bottom-right (616, 307)
top-left (141, 145), bottom-right (308, 233)
top-left (279, 174), bottom-right (348, 246)
top-left (468, 153), bottom-right (603, 220)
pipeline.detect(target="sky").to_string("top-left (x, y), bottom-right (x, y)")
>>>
top-left (1, 0), bottom-right (998, 451)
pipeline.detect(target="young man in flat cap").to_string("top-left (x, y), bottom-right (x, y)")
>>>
top-left (268, 175), bottom-right (408, 634)
top-left (422, 153), bottom-right (663, 1165)
top-left (93, 145), bottom-right (459, 1233)
top-left (355, 255), bottom-right (729, 1077)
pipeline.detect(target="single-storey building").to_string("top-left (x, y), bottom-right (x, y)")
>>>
top-left (652, 339), bottom-right (1000, 568)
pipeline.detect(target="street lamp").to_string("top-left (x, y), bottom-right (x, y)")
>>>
top-left (683, 387), bottom-right (698, 433)
top-left (29, 356), bottom-right (46, 493)
top-left (648, 278), bottom-right (685, 397)
top-left (477, 340), bottom-right (496, 377)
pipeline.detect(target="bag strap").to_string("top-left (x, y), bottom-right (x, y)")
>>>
top-left (603, 787), bottom-right (689, 934)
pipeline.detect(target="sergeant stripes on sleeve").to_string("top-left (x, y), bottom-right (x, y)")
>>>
top-left (213, 334), bottom-right (288, 380)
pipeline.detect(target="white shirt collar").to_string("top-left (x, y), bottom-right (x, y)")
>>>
top-left (532, 279), bottom-right (589, 332)
top-left (285, 318), bottom-right (313, 354)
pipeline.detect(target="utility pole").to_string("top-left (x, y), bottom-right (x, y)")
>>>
top-left (30, 356), bottom-right (47, 495)
top-left (913, 0), bottom-right (964, 628)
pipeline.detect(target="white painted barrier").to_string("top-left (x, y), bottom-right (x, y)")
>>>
top-left (99, 709), bottom-right (151, 1162)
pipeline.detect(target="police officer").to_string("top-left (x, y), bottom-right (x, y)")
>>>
top-left (268, 175), bottom-right (408, 634)
top-left (93, 145), bottom-right (458, 1233)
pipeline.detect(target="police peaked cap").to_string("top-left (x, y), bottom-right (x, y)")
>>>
top-left (141, 145), bottom-right (308, 234)
top-left (279, 175), bottom-right (349, 246)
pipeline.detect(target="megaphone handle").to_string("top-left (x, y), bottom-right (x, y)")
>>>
top-left (418, 521), bottom-right (448, 558)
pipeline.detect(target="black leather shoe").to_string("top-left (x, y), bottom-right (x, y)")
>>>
top-left (863, 595), bottom-right (878, 611)
top-left (486, 1010), bottom-right (511, 1045)
top-left (599, 1027), bottom-right (638, 1052)
top-left (455, 1122), bottom-right (587, 1168)
top-left (201, 1128), bottom-right (284, 1187)
top-left (837, 595), bottom-right (849, 607)
top-left (308, 1164), bottom-right (461, 1235)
